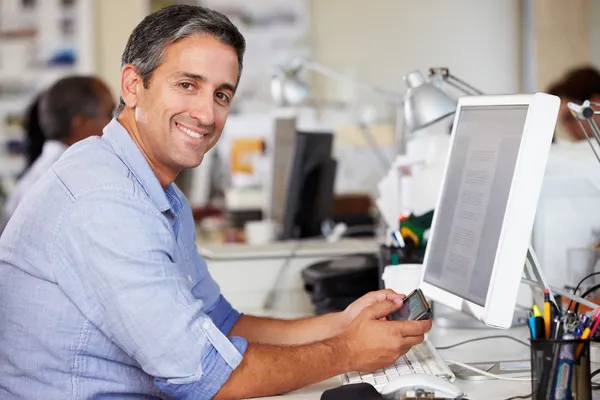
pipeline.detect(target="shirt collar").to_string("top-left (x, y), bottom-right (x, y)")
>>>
top-left (102, 119), bottom-right (182, 215)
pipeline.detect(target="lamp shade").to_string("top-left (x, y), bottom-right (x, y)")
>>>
top-left (403, 70), bottom-right (456, 132)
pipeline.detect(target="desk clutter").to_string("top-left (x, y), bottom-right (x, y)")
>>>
top-left (527, 299), bottom-right (598, 399)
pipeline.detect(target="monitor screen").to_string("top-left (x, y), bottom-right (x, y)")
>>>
top-left (422, 105), bottom-right (529, 306)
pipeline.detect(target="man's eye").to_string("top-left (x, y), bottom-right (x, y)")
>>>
top-left (180, 82), bottom-right (194, 90)
top-left (216, 92), bottom-right (230, 103)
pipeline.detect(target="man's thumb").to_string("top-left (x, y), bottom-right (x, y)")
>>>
top-left (365, 300), bottom-right (401, 320)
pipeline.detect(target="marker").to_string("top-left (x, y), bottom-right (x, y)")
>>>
top-left (544, 288), bottom-right (551, 339)
top-left (534, 316), bottom-right (545, 340)
top-left (532, 304), bottom-right (542, 318)
top-left (528, 316), bottom-right (537, 339)
top-left (589, 308), bottom-right (600, 338)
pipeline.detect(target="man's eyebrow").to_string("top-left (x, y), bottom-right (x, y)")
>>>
top-left (176, 72), bottom-right (236, 93)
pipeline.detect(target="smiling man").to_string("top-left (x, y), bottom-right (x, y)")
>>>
top-left (0, 5), bottom-right (430, 400)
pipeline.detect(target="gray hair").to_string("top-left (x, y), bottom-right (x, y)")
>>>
top-left (39, 76), bottom-right (104, 141)
top-left (115, 5), bottom-right (246, 116)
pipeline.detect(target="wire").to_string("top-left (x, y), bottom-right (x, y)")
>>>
top-left (503, 393), bottom-right (532, 400)
top-left (444, 360), bottom-right (531, 382)
top-left (574, 282), bottom-right (600, 315)
top-left (593, 368), bottom-right (600, 391)
top-left (262, 240), bottom-right (304, 311)
top-left (435, 335), bottom-right (530, 350)
top-left (568, 270), bottom-right (600, 311)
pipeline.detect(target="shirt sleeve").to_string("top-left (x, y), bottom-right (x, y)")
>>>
top-left (51, 190), bottom-right (246, 399)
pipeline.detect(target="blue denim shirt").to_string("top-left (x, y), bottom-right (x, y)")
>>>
top-left (0, 119), bottom-right (247, 399)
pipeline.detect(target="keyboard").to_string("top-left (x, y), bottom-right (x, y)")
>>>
top-left (341, 340), bottom-right (455, 390)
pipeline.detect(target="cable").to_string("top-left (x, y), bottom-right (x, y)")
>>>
top-left (435, 335), bottom-right (530, 350)
top-left (574, 282), bottom-right (600, 315)
top-left (503, 393), bottom-right (532, 400)
top-left (262, 240), bottom-right (304, 311)
top-left (567, 270), bottom-right (600, 311)
top-left (444, 360), bottom-right (531, 382)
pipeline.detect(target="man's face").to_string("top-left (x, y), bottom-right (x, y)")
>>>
top-left (133, 35), bottom-right (238, 174)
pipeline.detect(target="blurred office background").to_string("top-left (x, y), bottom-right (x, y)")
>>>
top-left (1, 0), bottom-right (600, 301)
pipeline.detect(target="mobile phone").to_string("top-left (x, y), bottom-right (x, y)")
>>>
top-left (387, 288), bottom-right (432, 321)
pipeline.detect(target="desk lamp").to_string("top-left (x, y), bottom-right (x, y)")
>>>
top-left (568, 100), bottom-right (600, 165)
top-left (403, 67), bottom-right (483, 132)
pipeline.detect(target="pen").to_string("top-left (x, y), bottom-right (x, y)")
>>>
top-left (552, 317), bottom-right (562, 340)
top-left (544, 288), bottom-right (551, 339)
top-left (391, 230), bottom-right (405, 248)
top-left (575, 326), bottom-right (591, 359)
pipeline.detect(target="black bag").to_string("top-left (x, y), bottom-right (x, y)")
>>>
top-left (302, 254), bottom-right (379, 315)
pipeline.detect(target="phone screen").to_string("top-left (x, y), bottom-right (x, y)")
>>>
top-left (388, 289), bottom-right (430, 321)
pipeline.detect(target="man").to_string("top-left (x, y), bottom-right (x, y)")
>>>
top-left (548, 66), bottom-right (600, 142)
top-left (1, 76), bottom-right (114, 227)
top-left (0, 5), bottom-right (431, 399)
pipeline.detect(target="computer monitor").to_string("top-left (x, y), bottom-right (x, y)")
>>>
top-left (280, 131), bottom-right (337, 240)
top-left (419, 93), bottom-right (560, 329)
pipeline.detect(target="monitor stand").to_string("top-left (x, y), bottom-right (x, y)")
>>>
top-left (432, 246), bottom-right (598, 329)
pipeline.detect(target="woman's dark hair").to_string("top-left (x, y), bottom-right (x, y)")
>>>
top-left (22, 94), bottom-right (46, 169)
top-left (547, 66), bottom-right (600, 103)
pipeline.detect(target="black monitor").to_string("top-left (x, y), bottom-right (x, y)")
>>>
top-left (280, 131), bottom-right (337, 240)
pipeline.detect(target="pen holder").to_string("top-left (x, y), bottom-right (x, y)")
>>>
top-left (530, 339), bottom-right (591, 400)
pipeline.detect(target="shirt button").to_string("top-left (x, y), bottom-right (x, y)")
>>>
top-left (202, 320), bottom-right (211, 329)
top-left (188, 274), bottom-right (193, 282)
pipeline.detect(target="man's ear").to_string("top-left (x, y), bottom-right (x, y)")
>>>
top-left (121, 64), bottom-right (141, 109)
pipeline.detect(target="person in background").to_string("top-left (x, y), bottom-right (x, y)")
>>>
top-left (21, 94), bottom-right (46, 171)
top-left (547, 66), bottom-right (600, 142)
top-left (1, 76), bottom-right (115, 228)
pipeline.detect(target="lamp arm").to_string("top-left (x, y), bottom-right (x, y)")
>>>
top-left (302, 60), bottom-right (403, 104)
top-left (428, 67), bottom-right (485, 96)
top-left (568, 101), bottom-right (600, 165)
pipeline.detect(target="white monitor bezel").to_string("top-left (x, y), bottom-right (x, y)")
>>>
top-left (419, 93), bottom-right (560, 329)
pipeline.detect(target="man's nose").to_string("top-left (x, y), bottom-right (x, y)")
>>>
top-left (189, 92), bottom-right (215, 126)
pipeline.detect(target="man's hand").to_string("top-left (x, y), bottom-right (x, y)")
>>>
top-left (342, 289), bottom-right (405, 326)
top-left (338, 300), bottom-right (432, 373)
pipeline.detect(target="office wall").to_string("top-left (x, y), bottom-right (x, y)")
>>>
top-left (308, 0), bottom-right (522, 104)
top-left (526, 0), bottom-right (590, 92)
top-left (94, 0), bottom-right (147, 101)
top-left (93, 0), bottom-right (522, 105)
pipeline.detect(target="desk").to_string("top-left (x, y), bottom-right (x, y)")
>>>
top-left (254, 325), bottom-right (600, 400)
top-left (199, 238), bottom-right (378, 315)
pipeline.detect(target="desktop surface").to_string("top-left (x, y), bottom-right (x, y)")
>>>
top-left (198, 237), bottom-right (379, 260)
top-left (252, 325), bottom-right (567, 400)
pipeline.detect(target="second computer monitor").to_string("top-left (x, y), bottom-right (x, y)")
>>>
top-left (280, 131), bottom-right (337, 240)
top-left (419, 93), bottom-right (560, 329)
